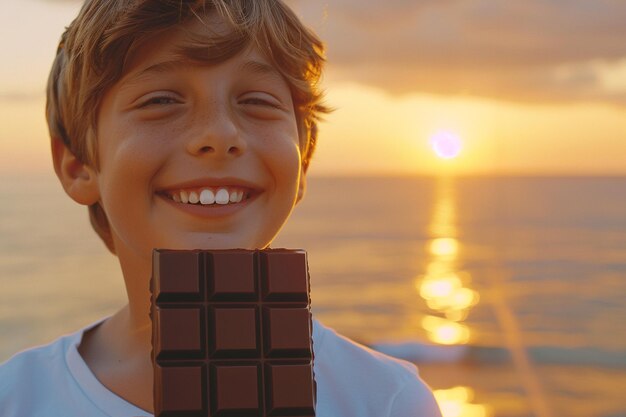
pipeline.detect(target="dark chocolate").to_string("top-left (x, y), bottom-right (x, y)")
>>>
top-left (151, 249), bottom-right (316, 417)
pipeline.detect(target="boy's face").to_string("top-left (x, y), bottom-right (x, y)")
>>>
top-left (91, 18), bottom-right (304, 260)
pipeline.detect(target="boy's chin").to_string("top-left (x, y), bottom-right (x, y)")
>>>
top-left (154, 232), bottom-right (270, 251)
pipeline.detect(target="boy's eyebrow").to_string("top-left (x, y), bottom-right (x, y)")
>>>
top-left (238, 60), bottom-right (283, 81)
top-left (120, 58), bottom-right (283, 88)
top-left (121, 58), bottom-right (196, 87)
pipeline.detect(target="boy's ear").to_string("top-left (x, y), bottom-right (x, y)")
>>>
top-left (296, 169), bottom-right (306, 204)
top-left (51, 137), bottom-right (100, 205)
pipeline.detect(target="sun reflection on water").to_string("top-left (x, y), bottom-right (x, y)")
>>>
top-left (419, 273), bottom-right (479, 317)
top-left (434, 387), bottom-right (493, 417)
top-left (417, 177), bottom-right (492, 416)
top-left (429, 237), bottom-right (459, 257)
top-left (421, 315), bottom-right (471, 345)
top-left (417, 178), bottom-right (479, 345)
top-left (415, 178), bottom-right (480, 345)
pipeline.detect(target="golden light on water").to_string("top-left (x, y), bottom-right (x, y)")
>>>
top-left (429, 237), bottom-right (459, 257)
top-left (417, 244), bottom-right (480, 343)
top-left (419, 273), bottom-right (480, 313)
top-left (417, 176), bottom-right (480, 346)
top-left (420, 274), bottom-right (461, 299)
top-left (428, 177), bottom-right (457, 237)
top-left (421, 315), bottom-right (471, 345)
top-left (434, 387), bottom-right (493, 417)
top-left (413, 177), bottom-right (496, 415)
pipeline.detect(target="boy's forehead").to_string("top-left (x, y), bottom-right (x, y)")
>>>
top-left (120, 12), bottom-right (281, 86)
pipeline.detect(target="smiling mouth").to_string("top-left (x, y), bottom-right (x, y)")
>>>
top-left (159, 186), bottom-right (254, 206)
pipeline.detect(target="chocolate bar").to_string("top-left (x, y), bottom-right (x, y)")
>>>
top-left (151, 249), bottom-right (316, 417)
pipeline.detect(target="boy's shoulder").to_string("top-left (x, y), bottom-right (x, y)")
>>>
top-left (312, 319), bottom-right (442, 417)
top-left (0, 330), bottom-right (76, 380)
top-left (0, 322), bottom-right (139, 417)
top-left (313, 319), bottom-right (420, 381)
top-left (0, 330), bottom-right (81, 415)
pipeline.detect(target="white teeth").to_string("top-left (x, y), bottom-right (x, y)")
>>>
top-left (170, 187), bottom-right (248, 205)
top-left (200, 189), bottom-right (215, 205)
top-left (215, 188), bottom-right (230, 205)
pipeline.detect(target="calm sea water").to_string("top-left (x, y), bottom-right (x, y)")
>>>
top-left (1, 174), bottom-right (625, 417)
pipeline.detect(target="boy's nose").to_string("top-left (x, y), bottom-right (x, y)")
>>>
top-left (186, 109), bottom-right (247, 158)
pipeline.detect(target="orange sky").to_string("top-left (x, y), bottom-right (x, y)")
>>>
top-left (1, 0), bottom-right (625, 176)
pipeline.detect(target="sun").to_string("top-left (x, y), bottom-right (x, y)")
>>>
top-left (430, 131), bottom-right (462, 159)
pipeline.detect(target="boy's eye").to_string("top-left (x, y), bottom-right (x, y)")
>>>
top-left (240, 94), bottom-right (284, 110)
top-left (138, 95), bottom-right (179, 107)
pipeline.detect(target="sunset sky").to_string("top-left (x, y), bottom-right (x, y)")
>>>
top-left (1, 0), bottom-right (625, 176)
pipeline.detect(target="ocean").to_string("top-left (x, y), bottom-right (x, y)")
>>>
top-left (1, 174), bottom-right (625, 417)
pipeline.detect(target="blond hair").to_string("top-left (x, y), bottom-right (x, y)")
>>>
top-left (47, 0), bottom-right (330, 253)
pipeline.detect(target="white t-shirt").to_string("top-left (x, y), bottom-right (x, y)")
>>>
top-left (0, 319), bottom-right (441, 417)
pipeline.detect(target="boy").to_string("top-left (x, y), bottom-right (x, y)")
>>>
top-left (0, 1), bottom-right (441, 416)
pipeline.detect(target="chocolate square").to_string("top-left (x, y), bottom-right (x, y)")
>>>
top-left (210, 307), bottom-right (259, 357)
top-left (265, 363), bottom-right (315, 414)
top-left (155, 307), bottom-right (204, 359)
top-left (153, 250), bottom-right (203, 301)
top-left (155, 364), bottom-right (206, 415)
top-left (208, 251), bottom-right (257, 301)
top-left (264, 307), bottom-right (312, 358)
top-left (211, 364), bottom-right (261, 416)
top-left (261, 251), bottom-right (309, 301)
